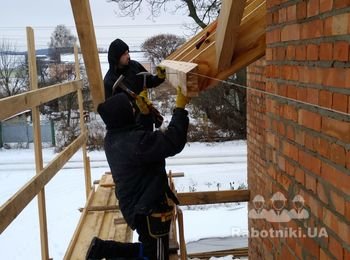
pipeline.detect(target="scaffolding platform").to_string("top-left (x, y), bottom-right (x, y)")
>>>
top-left (64, 173), bottom-right (132, 259)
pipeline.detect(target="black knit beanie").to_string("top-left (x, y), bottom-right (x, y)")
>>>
top-left (97, 93), bottom-right (135, 130)
top-left (107, 39), bottom-right (129, 67)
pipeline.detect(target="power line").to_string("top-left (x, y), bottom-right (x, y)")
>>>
top-left (0, 23), bottom-right (194, 30)
top-left (189, 72), bottom-right (350, 118)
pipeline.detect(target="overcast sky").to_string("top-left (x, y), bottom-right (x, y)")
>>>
top-left (0, 0), bottom-right (194, 51)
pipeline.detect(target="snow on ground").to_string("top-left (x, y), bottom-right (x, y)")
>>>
top-left (0, 141), bottom-right (247, 259)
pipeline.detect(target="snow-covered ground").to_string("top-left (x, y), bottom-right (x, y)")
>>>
top-left (0, 141), bottom-right (247, 259)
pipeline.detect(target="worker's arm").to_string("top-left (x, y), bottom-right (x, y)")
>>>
top-left (136, 88), bottom-right (190, 162)
top-left (146, 74), bottom-right (165, 89)
top-left (136, 62), bottom-right (165, 89)
top-left (136, 108), bottom-right (189, 162)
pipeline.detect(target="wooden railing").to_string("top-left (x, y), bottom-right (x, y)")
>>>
top-left (0, 28), bottom-right (91, 260)
top-left (168, 171), bottom-right (250, 259)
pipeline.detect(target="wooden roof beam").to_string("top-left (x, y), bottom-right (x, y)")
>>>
top-left (70, 0), bottom-right (104, 109)
top-left (190, 1), bottom-right (266, 90)
top-left (167, 0), bottom-right (262, 63)
top-left (160, 60), bottom-right (200, 97)
top-left (215, 0), bottom-right (246, 71)
top-left (212, 0), bottom-right (266, 85)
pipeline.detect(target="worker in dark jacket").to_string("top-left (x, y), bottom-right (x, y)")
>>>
top-left (104, 38), bottom-right (166, 99)
top-left (86, 87), bottom-right (190, 260)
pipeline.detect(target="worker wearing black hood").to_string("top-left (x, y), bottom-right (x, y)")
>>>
top-left (86, 88), bottom-right (190, 260)
top-left (104, 38), bottom-right (165, 99)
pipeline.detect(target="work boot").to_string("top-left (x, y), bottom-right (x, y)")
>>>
top-left (86, 236), bottom-right (143, 259)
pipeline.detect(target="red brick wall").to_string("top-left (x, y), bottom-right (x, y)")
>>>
top-left (247, 1), bottom-right (350, 259)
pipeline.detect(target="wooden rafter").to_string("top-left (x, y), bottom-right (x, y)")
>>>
top-left (213, 1), bottom-right (266, 84)
top-left (168, 0), bottom-right (260, 62)
top-left (165, 0), bottom-right (266, 95)
top-left (167, 21), bottom-right (218, 61)
top-left (215, 0), bottom-right (246, 71)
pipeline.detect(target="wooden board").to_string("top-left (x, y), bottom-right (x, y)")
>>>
top-left (0, 133), bottom-right (87, 234)
top-left (0, 80), bottom-right (81, 121)
top-left (215, 0), bottom-right (246, 71)
top-left (167, 0), bottom-right (257, 62)
top-left (168, 21), bottom-right (218, 61)
top-left (194, 0), bottom-right (266, 90)
top-left (164, 0), bottom-right (266, 91)
top-left (160, 60), bottom-right (199, 97)
top-left (177, 190), bottom-right (250, 205)
top-left (70, 0), bottom-right (105, 109)
top-left (64, 174), bottom-right (132, 260)
top-left (27, 26), bottom-right (50, 260)
top-left (188, 247), bottom-right (249, 258)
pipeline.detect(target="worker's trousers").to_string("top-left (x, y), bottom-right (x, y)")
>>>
top-left (135, 215), bottom-right (169, 260)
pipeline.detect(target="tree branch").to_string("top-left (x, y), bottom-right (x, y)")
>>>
top-left (183, 0), bottom-right (207, 28)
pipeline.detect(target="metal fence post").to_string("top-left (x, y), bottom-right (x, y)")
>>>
top-left (50, 120), bottom-right (55, 146)
top-left (0, 122), bottom-right (3, 148)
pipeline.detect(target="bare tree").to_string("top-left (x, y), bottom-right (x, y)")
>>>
top-left (191, 69), bottom-right (247, 139)
top-left (0, 39), bottom-right (28, 98)
top-left (107, 0), bottom-right (220, 28)
top-left (46, 25), bottom-right (78, 126)
top-left (48, 24), bottom-right (77, 62)
top-left (141, 34), bottom-right (185, 66)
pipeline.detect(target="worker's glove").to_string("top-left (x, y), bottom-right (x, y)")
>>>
top-left (156, 66), bottom-right (166, 79)
top-left (135, 94), bottom-right (150, 115)
top-left (176, 86), bottom-right (190, 109)
top-left (139, 90), bottom-right (152, 106)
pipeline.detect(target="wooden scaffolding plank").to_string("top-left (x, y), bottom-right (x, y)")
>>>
top-left (70, 0), bottom-right (104, 109)
top-left (65, 174), bottom-right (132, 260)
top-left (99, 173), bottom-right (114, 187)
top-left (64, 189), bottom-right (95, 260)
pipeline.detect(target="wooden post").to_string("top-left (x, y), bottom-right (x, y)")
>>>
top-left (26, 26), bottom-right (50, 260)
top-left (70, 0), bottom-right (105, 109)
top-left (74, 45), bottom-right (92, 199)
top-left (168, 171), bottom-right (178, 244)
top-left (177, 206), bottom-right (187, 260)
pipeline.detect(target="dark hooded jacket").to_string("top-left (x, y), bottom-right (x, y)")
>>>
top-left (104, 38), bottom-right (165, 99)
top-left (97, 93), bottom-right (189, 229)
